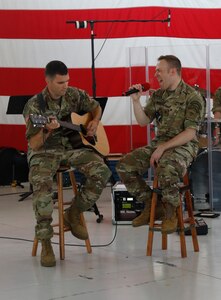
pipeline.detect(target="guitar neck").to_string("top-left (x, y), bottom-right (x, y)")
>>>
top-left (58, 120), bottom-right (81, 132)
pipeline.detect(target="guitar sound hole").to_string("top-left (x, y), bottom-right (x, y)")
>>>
top-left (80, 124), bottom-right (87, 135)
top-left (86, 136), bottom-right (96, 145)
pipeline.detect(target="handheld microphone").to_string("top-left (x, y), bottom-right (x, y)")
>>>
top-left (168, 9), bottom-right (171, 27)
top-left (122, 82), bottom-right (151, 96)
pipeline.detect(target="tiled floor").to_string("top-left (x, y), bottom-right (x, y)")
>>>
top-left (0, 183), bottom-right (221, 300)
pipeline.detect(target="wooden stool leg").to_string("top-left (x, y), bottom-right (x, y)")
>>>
top-left (57, 172), bottom-right (65, 260)
top-left (183, 173), bottom-right (199, 252)
top-left (32, 238), bottom-right (38, 256)
top-left (80, 214), bottom-right (92, 253)
top-left (177, 199), bottom-right (187, 258)
top-left (162, 233), bottom-right (167, 250)
top-left (69, 170), bottom-right (78, 195)
top-left (69, 171), bottom-right (92, 254)
top-left (146, 177), bottom-right (158, 256)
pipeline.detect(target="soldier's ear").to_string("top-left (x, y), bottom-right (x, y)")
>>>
top-left (170, 67), bottom-right (177, 75)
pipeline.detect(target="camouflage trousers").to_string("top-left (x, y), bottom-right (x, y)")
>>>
top-left (29, 148), bottom-right (111, 240)
top-left (116, 143), bottom-right (194, 208)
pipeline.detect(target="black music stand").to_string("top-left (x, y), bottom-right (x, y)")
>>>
top-left (7, 95), bottom-right (33, 114)
top-left (18, 184), bottom-right (33, 201)
top-left (6, 95), bottom-right (33, 200)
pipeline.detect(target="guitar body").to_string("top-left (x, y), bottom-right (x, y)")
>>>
top-left (29, 112), bottom-right (110, 156)
top-left (70, 112), bottom-right (110, 156)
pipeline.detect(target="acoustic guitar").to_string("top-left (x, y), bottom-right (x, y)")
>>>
top-left (29, 112), bottom-right (110, 156)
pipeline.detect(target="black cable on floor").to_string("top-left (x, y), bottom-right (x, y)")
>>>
top-left (0, 222), bottom-right (118, 248)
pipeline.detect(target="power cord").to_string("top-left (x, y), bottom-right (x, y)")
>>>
top-left (0, 222), bottom-right (118, 248)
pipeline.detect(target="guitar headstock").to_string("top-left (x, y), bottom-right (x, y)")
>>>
top-left (29, 114), bottom-right (48, 127)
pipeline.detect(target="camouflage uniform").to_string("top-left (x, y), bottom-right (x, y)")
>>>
top-left (116, 80), bottom-right (205, 207)
top-left (212, 87), bottom-right (221, 114)
top-left (23, 87), bottom-right (111, 240)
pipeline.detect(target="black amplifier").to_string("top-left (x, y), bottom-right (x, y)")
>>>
top-left (111, 182), bottom-right (144, 224)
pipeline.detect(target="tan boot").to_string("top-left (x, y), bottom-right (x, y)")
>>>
top-left (64, 201), bottom-right (88, 240)
top-left (41, 239), bottom-right (56, 267)
top-left (132, 200), bottom-right (164, 227)
top-left (132, 200), bottom-right (151, 227)
top-left (155, 201), bottom-right (165, 221)
top-left (161, 203), bottom-right (178, 234)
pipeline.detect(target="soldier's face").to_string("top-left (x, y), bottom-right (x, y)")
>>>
top-left (46, 74), bottom-right (69, 99)
top-left (155, 60), bottom-right (174, 90)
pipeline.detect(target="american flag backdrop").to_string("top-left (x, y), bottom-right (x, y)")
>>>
top-left (1, 0), bottom-right (221, 154)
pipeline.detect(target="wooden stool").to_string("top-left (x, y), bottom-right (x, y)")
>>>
top-left (32, 166), bottom-right (92, 260)
top-left (147, 173), bottom-right (199, 258)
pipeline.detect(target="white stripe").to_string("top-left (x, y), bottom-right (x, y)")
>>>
top-left (102, 96), bottom-right (148, 125)
top-left (1, 94), bottom-right (214, 126)
top-left (1, 95), bottom-right (143, 126)
top-left (0, 97), bottom-right (25, 125)
top-left (1, 0), bottom-right (221, 9)
top-left (102, 97), bottom-right (133, 125)
top-left (1, 37), bottom-right (221, 69)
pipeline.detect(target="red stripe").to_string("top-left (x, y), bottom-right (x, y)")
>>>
top-left (0, 67), bottom-right (127, 97)
top-left (0, 66), bottom-right (220, 97)
top-left (0, 125), bottom-right (27, 152)
top-left (0, 7), bottom-right (221, 39)
top-left (0, 124), bottom-right (151, 154)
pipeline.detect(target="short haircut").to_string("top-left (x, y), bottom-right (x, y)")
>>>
top-left (158, 55), bottom-right (182, 75)
top-left (45, 60), bottom-right (68, 78)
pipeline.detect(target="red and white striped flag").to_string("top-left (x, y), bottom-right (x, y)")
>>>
top-left (1, 0), bottom-right (221, 153)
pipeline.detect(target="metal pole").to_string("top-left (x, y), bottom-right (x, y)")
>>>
top-left (206, 45), bottom-right (214, 211)
top-left (89, 21), bottom-right (96, 99)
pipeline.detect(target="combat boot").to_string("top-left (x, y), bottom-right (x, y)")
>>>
top-left (41, 239), bottom-right (56, 267)
top-left (155, 201), bottom-right (165, 221)
top-left (161, 203), bottom-right (178, 234)
top-left (64, 201), bottom-right (88, 240)
top-left (132, 200), bottom-right (164, 227)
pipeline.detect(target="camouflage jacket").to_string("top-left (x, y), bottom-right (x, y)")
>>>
top-left (212, 87), bottom-right (221, 114)
top-left (23, 86), bottom-right (100, 161)
top-left (144, 80), bottom-right (205, 155)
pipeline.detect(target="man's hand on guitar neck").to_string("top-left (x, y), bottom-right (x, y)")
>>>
top-left (46, 116), bottom-right (60, 132)
top-left (28, 116), bottom-right (60, 151)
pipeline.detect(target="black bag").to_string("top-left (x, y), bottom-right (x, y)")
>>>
top-left (185, 218), bottom-right (208, 235)
top-left (0, 147), bottom-right (29, 185)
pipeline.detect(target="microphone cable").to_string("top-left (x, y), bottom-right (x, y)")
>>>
top-left (0, 221), bottom-right (119, 248)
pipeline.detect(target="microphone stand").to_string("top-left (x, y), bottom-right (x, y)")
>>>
top-left (66, 15), bottom-right (170, 99)
top-left (89, 21), bottom-right (96, 98)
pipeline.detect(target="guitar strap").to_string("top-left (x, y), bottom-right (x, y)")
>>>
top-left (37, 92), bottom-right (47, 114)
